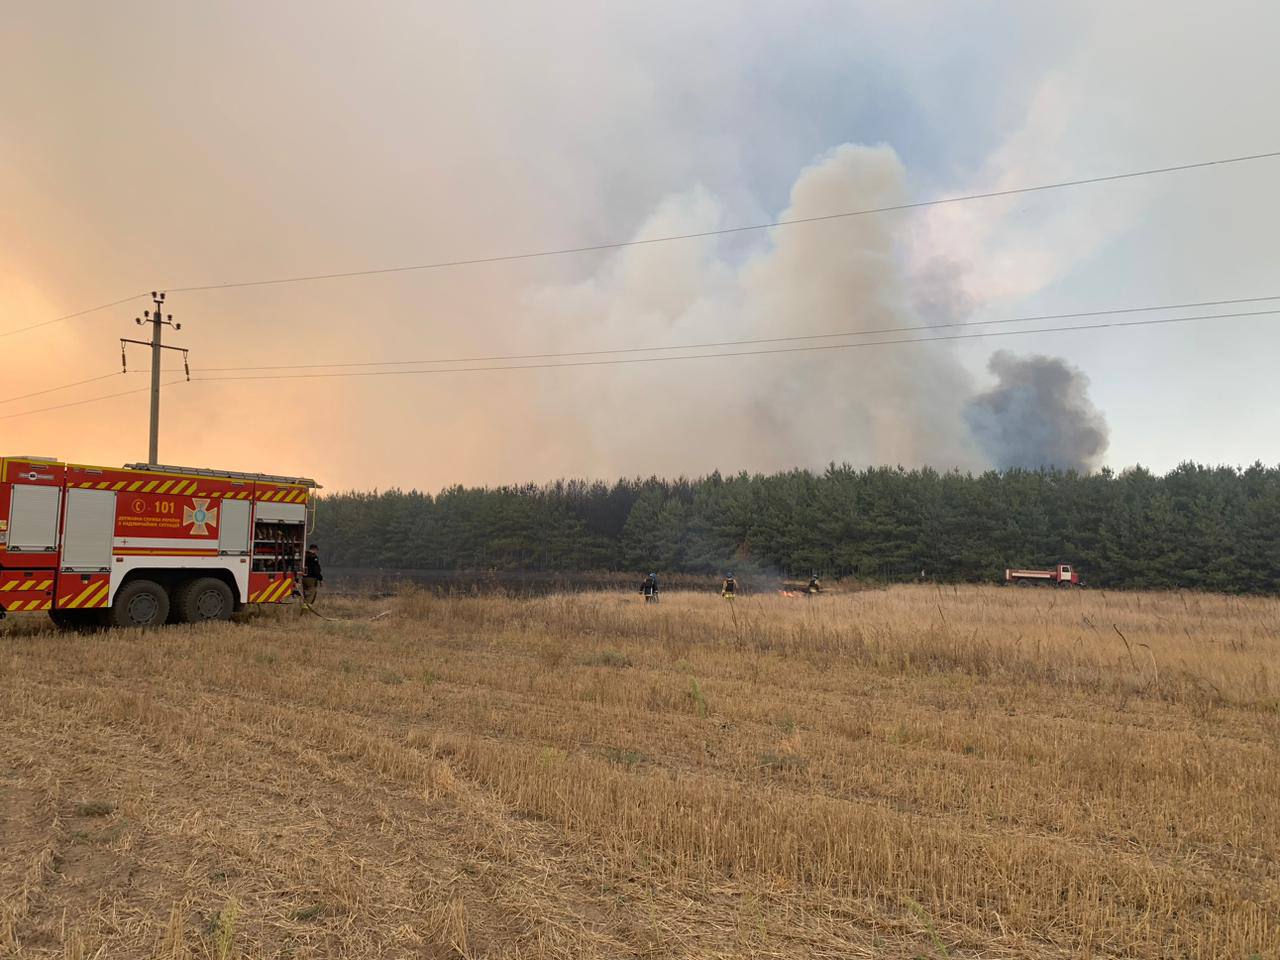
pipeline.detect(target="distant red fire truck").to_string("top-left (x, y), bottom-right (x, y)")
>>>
top-left (1004, 563), bottom-right (1084, 587)
top-left (0, 456), bottom-right (317, 628)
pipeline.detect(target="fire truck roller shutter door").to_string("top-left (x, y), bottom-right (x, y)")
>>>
top-left (7, 484), bottom-right (61, 552)
top-left (62, 489), bottom-right (116, 572)
top-left (254, 501), bottom-right (305, 524)
top-left (219, 498), bottom-right (252, 555)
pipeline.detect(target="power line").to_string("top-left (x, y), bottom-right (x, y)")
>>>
top-left (196, 292), bottom-right (1280, 372)
top-left (0, 368), bottom-right (189, 413)
top-left (14, 294), bottom-right (1276, 413)
top-left (2, 304), bottom-right (1267, 420)
top-left (166, 149), bottom-right (1280, 294)
top-left (0, 379), bottom-right (188, 422)
top-left (9, 149), bottom-right (1279, 342)
top-left (0, 292), bottom-right (149, 341)
top-left (191, 307), bottom-right (1280, 384)
top-left (0, 373), bottom-right (122, 406)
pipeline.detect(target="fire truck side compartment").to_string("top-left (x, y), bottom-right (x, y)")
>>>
top-left (62, 488), bottom-right (116, 572)
top-left (7, 484), bottom-right (61, 552)
top-left (218, 499), bottom-right (252, 556)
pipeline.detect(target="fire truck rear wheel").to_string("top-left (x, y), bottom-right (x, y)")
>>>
top-left (176, 577), bottom-right (234, 623)
top-left (109, 580), bottom-right (170, 628)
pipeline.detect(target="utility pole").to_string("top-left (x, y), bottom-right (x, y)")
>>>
top-left (120, 291), bottom-right (190, 466)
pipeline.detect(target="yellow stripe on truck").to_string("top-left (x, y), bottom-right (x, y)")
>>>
top-left (264, 580), bottom-right (292, 603)
top-left (65, 582), bottom-right (100, 609)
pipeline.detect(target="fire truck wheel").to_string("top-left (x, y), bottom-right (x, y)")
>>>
top-left (176, 577), bottom-right (234, 623)
top-left (109, 579), bottom-right (170, 628)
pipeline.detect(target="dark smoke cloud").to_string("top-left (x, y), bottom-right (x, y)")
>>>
top-left (965, 350), bottom-right (1109, 472)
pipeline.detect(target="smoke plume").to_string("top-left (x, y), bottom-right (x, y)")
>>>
top-left (530, 144), bottom-right (1109, 475)
top-left (966, 351), bottom-right (1110, 472)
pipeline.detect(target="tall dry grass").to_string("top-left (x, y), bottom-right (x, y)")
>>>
top-left (1, 584), bottom-right (1277, 958)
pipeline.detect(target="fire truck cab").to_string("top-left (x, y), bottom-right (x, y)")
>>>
top-left (0, 456), bottom-right (317, 628)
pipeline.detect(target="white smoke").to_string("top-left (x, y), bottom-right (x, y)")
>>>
top-left (528, 143), bottom-right (1108, 475)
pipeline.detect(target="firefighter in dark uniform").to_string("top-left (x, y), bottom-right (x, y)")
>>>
top-left (807, 572), bottom-right (822, 595)
top-left (721, 572), bottom-right (737, 599)
top-left (302, 543), bottom-right (324, 605)
top-left (641, 572), bottom-right (659, 602)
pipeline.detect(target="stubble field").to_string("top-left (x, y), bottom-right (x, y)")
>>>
top-left (1, 584), bottom-right (1277, 959)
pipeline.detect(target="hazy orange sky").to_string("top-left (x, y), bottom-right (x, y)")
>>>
top-left (4, 2), bottom-right (1280, 491)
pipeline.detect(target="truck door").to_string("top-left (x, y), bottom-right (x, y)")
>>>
top-left (6, 484), bottom-right (61, 553)
top-left (218, 498), bottom-right (252, 555)
top-left (61, 488), bottom-right (116, 572)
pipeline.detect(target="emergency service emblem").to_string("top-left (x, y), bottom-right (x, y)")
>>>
top-left (183, 499), bottom-right (219, 536)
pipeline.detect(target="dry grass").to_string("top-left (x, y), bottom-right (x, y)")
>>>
top-left (1, 584), bottom-right (1277, 958)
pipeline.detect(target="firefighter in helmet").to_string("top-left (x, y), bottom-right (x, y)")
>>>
top-left (721, 572), bottom-right (737, 599)
top-left (807, 571), bottom-right (822, 595)
top-left (641, 572), bottom-right (659, 603)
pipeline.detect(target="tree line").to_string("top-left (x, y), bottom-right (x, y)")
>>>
top-left (313, 462), bottom-right (1280, 592)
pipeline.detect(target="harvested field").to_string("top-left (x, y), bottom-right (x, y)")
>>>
top-left (1, 585), bottom-right (1278, 958)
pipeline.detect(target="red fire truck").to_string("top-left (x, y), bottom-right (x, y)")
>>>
top-left (0, 456), bottom-right (317, 628)
top-left (1003, 564), bottom-right (1084, 587)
